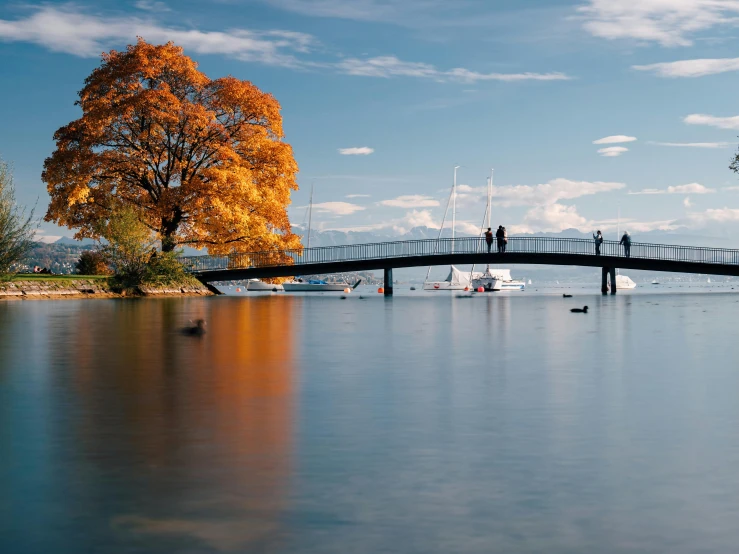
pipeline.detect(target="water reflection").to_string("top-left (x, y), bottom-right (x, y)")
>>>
top-left (4, 293), bottom-right (739, 553)
top-left (1, 298), bottom-right (299, 553)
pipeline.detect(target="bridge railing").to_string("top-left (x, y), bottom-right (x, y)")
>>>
top-left (179, 236), bottom-right (739, 273)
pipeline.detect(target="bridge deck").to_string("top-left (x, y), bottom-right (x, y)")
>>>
top-left (180, 237), bottom-right (739, 282)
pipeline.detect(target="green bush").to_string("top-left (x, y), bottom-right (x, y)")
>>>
top-left (143, 250), bottom-right (192, 286)
top-left (75, 250), bottom-right (111, 275)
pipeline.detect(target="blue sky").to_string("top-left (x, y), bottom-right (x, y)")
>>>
top-left (2, 0), bottom-right (739, 242)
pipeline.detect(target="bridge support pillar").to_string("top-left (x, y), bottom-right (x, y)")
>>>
top-left (610, 267), bottom-right (617, 295)
top-left (601, 267), bottom-right (609, 295)
top-left (384, 268), bottom-right (393, 296)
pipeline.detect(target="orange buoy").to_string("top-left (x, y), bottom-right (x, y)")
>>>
top-left (464, 286), bottom-right (469, 291)
top-left (378, 287), bottom-right (384, 294)
top-left (236, 287), bottom-right (241, 292)
top-left (344, 288), bottom-right (351, 293)
top-left (477, 286), bottom-right (484, 293)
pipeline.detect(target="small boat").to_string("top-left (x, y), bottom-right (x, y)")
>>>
top-left (424, 265), bottom-right (476, 291)
top-left (651, 279), bottom-right (659, 285)
top-left (283, 277), bottom-right (360, 292)
top-left (707, 277), bottom-right (712, 284)
top-left (611, 275), bottom-right (636, 290)
top-left (528, 279), bottom-right (532, 285)
top-left (246, 279), bottom-right (283, 291)
top-left (283, 278), bottom-right (350, 292)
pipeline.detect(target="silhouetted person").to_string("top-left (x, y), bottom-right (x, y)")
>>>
top-left (503, 227), bottom-right (508, 252)
top-left (495, 225), bottom-right (505, 253)
top-left (620, 231), bottom-right (631, 258)
top-left (485, 227), bottom-right (493, 253)
top-left (593, 230), bottom-right (603, 256)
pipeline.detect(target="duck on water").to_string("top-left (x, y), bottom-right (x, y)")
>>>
top-left (570, 306), bottom-right (588, 313)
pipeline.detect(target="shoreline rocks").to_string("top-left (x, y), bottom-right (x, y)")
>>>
top-left (0, 279), bottom-right (213, 300)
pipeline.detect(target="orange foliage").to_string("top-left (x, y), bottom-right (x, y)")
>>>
top-left (43, 39), bottom-right (302, 257)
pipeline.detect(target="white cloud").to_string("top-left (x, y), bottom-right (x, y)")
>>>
top-left (593, 135), bottom-right (637, 144)
top-left (634, 57), bottom-right (739, 77)
top-left (402, 209), bottom-right (440, 229)
top-left (335, 56), bottom-right (571, 82)
top-left (457, 178), bottom-right (626, 208)
top-left (684, 207), bottom-right (739, 226)
top-left (0, 6), bottom-right (570, 84)
top-left (519, 203), bottom-right (590, 233)
top-left (578, 0), bottom-right (739, 47)
top-left (379, 195), bottom-right (440, 208)
top-left (684, 197), bottom-right (692, 207)
top-left (723, 186), bottom-right (739, 191)
top-left (33, 231), bottom-right (63, 243)
top-left (338, 147), bottom-right (374, 155)
top-left (649, 141), bottom-right (731, 148)
top-left (135, 0), bottom-right (171, 12)
top-left (598, 146), bottom-right (628, 157)
top-left (0, 5), bottom-right (314, 65)
top-left (630, 182), bottom-right (715, 194)
top-left (310, 201), bottom-right (365, 215)
top-left (346, 194), bottom-right (371, 198)
top-left (628, 188), bottom-right (665, 195)
top-left (684, 114), bottom-right (739, 130)
top-left (667, 183), bottom-right (715, 194)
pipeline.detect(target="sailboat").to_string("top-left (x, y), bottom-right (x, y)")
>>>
top-left (471, 169), bottom-right (525, 292)
top-left (283, 185), bottom-right (354, 292)
top-left (424, 166), bottom-right (472, 291)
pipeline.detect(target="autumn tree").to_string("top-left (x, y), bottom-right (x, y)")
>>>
top-left (0, 158), bottom-right (36, 274)
top-left (43, 39), bottom-right (301, 260)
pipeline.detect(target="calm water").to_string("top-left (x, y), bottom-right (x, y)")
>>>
top-left (2, 289), bottom-right (739, 553)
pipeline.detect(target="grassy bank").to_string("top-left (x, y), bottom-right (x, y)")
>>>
top-left (6, 273), bottom-right (109, 281)
top-left (0, 274), bottom-right (211, 299)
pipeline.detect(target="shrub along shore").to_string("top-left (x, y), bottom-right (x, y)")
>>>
top-left (0, 274), bottom-right (212, 299)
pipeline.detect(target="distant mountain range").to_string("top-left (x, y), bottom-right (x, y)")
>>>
top-left (50, 226), bottom-right (739, 252)
top-left (296, 226), bottom-right (739, 250)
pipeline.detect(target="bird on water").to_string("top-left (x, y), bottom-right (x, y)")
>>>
top-left (563, 294), bottom-right (573, 298)
top-left (182, 319), bottom-right (206, 336)
top-left (570, 306), bottom-right (588, 313)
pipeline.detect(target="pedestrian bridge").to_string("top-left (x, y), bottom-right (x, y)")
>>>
top-left (180, 236), bottom-right (739, 294)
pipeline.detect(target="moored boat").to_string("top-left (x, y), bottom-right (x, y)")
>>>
top-left (246, 279), bottom-right (283, 291)
top-left (283, 279), bottom-right (348, 292)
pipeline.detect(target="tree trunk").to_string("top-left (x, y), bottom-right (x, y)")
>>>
top-left (160, 214), bottom-right (181, 252)
top-left (161, 233), bottom-right (176, 252)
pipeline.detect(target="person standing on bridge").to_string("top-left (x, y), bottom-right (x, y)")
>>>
top-left (485, 227), bottom-right (494, 253)
top-left (593, 230), bottom-right (603, 256)
top-left (620, 231), bottom-right (631, 258)
top-left (496, 226), bottom-right (505, 253)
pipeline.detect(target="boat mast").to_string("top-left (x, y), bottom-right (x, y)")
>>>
top-left (424, 171), bottom-right (456, 282)
top-left (487, 168), bottom-right (493, 271)
top-left (307, 183), bottom-right (314, 249)
top-left (452, 165), bottom-right (459, 254)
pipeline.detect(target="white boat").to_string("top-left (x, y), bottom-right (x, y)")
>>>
top-left (283, 184), bottom-right (352, 292)
top-left (615, 275), bottom-right (636, 289)
top-left (468, 169), bottom-right (524, 292)
top-left (424, 265), bottom-right (478, 291)
top-left (246, 279), bottom-right (283, 291)
top-left (423, 165), bottom-right (462, 291)
top-left (651, 279), bottom-right (659, 285)
top-left (472, 268), bottom-right (525, 291)
top-left (528, 279), bottom-right (532, 285)
top-left (707, 277), bottom-right (712, 284)
top-left (283, 278), bottom-right (349, 292)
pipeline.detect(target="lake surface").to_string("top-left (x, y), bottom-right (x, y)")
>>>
top-left (2, 288), bottom-right (739, 553)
